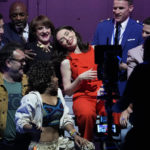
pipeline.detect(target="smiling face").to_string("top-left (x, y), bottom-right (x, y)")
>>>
top-left (56, 29), bottom-right (77, 51)
top-left (7, 49), bottom-right (26, 82)
top-left (113, 0), bottom-right (133, 23)
top-left (9, 2), bottom-right (28, 31)
top-left (36, 25), bottom-right (51, 44)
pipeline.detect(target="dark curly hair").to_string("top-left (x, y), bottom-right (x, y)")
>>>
top-left (27, 60), bottom-right (56, 94)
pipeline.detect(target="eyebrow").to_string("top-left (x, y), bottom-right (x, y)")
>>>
top-left (58, 31), bottom-right (69, 41)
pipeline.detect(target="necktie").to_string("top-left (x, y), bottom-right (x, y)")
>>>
top-left (115, 22), bottom-right (121, 45)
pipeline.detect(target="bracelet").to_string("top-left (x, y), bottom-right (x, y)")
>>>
top-left (69, 129), bottom-right (79, 137)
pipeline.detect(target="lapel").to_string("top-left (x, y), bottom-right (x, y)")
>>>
top-left (121, 18), bottom-right (133, 50)
top-left (108, 19), bottom-right (114, 45)
top-left (9, 23), bottom-right (25, 44)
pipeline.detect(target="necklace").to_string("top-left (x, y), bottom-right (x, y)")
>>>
top-left (37, 42), bottom-right (52, 53)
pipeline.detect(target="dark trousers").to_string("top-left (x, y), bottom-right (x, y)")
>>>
top-left (0, 133), bottom-right (31, 150)
top-left (0, 138), bottom-right (16, 150)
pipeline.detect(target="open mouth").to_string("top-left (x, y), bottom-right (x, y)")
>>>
top-left (41, 33), bottom-right (49, 39)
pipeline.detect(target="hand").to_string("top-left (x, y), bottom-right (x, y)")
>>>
top-left (119, 62), bottom-right (128, 70)
top-left (79, 68), bottom-right (97, 81)
top-left (74, 135), bottom-right (91, 148)
top-left (23, 122), bottom-right (42, 133)
top-left (24, 49), bottom-right (36, 60)
top-left (120, 110), bottom-right (130, 127)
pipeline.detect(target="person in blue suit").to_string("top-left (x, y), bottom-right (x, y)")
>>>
top-left (92, 0), bottom-right (144, 96)
top-left (4, 1), bottom-right (29, 45)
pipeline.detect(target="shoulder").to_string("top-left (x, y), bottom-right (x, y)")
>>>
top-left (61, 59), bottom-right (71, 73)
top-left (4, 23), bottom-right (10, 28)
top-left (96, 18), bottom-right (113, 26)
top-left (21, 91), bottom-right (41, 105)
top-left (129, 18), bottom-right (143, 28)
top-left (61, 59), bottom-right (70, 66)
top-left (128, 44), bottom-right (143, 55)
top-left (4, 23), bottom-right (14, 31)
top-left (0, 73), bottom-right (4, 85)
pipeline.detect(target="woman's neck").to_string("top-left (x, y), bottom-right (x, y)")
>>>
top-left (73, 45), bottom-right (81, 54)
top-left (37, 41), bottom-right (52, 53)
top-left (41, 93), bottom-right (57, 105)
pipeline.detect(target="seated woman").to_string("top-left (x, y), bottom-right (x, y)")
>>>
top-left (15, 61), bottom-right (95, 150)
top-left (53, 26), bottom-right (106, 141)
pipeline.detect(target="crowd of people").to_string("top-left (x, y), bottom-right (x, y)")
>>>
top-left (0, 0), bottom-right (149, 150)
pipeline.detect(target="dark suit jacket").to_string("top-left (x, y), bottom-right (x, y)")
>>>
top-left (92, 18), bottom-right (144, 63)
top-left (4, 23), bottom-right (27, 45)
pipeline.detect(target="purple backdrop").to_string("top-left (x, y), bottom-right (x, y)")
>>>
top-left (0, 0), bottom-right (149, 42)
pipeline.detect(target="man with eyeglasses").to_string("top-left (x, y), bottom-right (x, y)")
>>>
top-left (0, 42), bottom-right (28, 150)
top-left (4, 1), bottom-right (29, 45)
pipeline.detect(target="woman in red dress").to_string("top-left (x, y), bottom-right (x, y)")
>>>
top-left (53, 26), bottom-right (106, 141)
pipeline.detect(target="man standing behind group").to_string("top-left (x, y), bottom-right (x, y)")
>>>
top-left (92, 0), bottom-right (143, 96)
top-left (4, 1), bottom-right (29, 45)
top-left (0, 43), bottom-right (28, 150)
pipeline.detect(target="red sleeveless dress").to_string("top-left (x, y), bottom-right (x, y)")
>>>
top-left (67, 46), bottom-right (106, 141)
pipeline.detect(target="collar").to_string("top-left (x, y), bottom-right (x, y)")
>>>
top-left (114, 17), bottom-right (129, 29)
top-left (23, 23), bottom-right (29, 33)
top-left (120, 17), bottom-right (129, 29)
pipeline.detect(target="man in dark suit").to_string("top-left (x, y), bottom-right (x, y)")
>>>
top-left (92, 0), bottom-right (144, 96)
top-left (4, 1), bottom-right (29, 45)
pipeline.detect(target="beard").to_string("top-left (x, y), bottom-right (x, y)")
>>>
top-left (10, 73), bottom-right (22, 82)
top-left (13, 20), bottom-right (27, 32)
top-left (9, 68), bottom-right (23, 82)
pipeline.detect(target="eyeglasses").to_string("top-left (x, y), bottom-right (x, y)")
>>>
top-left (10, 58), bottom-right (26, 64)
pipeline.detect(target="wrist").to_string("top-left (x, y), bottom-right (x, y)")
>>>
top-left (69, 129), bottom-right (80, 138)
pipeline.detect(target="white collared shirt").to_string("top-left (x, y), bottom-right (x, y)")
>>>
top-left (22, 24), bottom-right (29, 42)
top-left (111, 17), bottom-right (129, 45)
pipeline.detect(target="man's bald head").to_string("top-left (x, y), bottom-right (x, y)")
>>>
top-left (9, 1), bottom-right (28, 15)
top-left (9, 1), bottom-right (28, 32)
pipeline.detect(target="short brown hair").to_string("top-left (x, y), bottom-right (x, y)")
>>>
top-left (29, 15), bottom-right (55, 42)
top-left (117, 0), bottom-right (133, 5)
